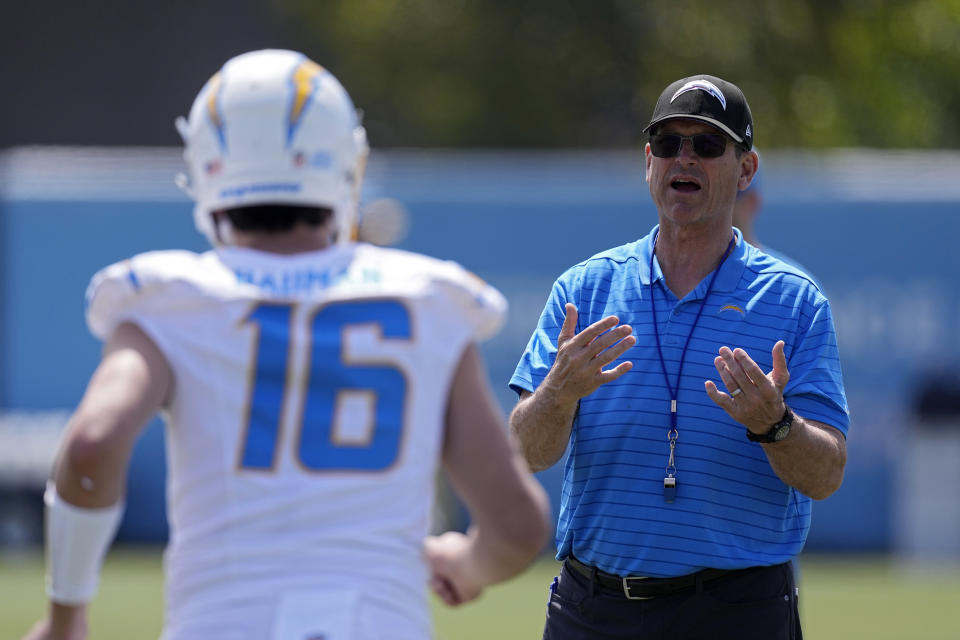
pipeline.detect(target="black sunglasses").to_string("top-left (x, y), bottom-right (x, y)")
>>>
top-left (649, 133), bottom-right (730, 159)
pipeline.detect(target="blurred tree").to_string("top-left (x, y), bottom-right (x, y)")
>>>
top-left (276, 0), bottom-right (960, 148)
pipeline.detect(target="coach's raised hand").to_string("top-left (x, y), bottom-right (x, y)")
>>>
top-left (705, 340), bottom-right (791, 432)
top-left (509, 303), bottom-right (635, 471)
top-left (545, 303), bottom-right (636, 401)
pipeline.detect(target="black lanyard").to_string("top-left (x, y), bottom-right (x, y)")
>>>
top-left (649, 231), bottom-right (735, 502)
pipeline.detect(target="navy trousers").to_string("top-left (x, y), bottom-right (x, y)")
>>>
top-left (543, 559), bottom-right (802, 640)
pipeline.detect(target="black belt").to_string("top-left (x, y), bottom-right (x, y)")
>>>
top-left (565, 555), bottom-right (738, 600)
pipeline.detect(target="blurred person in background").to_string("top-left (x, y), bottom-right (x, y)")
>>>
top-left (732, 153), bottom-right (818, 282)
top-left (24, 49), bottom-right (549, 640)
top-left (509, 74), bottom-right (848, 639)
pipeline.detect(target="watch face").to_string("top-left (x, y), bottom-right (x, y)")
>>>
top-left (773, 424), bottom-right (790, 442)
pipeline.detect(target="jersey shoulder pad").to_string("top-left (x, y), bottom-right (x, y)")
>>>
top-left (85, 250), bottom-right (221, 339)
top-left (362, 246), bottom-right (508, 342)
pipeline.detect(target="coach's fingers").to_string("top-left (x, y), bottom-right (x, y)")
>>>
top-left (713, 356), bottom-right (740, 395)
top-left (704, 379), bottom-right (735, 411)
top-left (733, 348), bottom-right (771, 389)
top-left (597, 360), bottom-right (634, 385)
top-left (572, 316), bottom-right (624, 349)
top-left (717, 346), bottom-right (753, 392)
top-left (557, 303), bottom-right (579, 347)
top-left (770, 340), bottom-right (790, 390)
top-left (595, 332), bottom-right (636, 366)
top-left (589, 325), bottom-right (635, 359)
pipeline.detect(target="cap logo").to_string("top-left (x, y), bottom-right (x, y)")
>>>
top-left (745, 124), bottom-right (752, 139)
top-left (670, 79), bottom-right (727, 110)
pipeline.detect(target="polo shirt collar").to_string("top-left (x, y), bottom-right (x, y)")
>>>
top-left (637, 226), bottom-right (659, 286)
top-left (637, 224), bottom-right (747, 296)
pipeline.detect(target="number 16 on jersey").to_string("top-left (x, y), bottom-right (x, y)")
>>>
top-left (239, 299), bottom-right (412, 472)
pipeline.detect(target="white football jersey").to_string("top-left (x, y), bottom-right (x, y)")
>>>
top-left (85, 243), bottom-right (507, 640)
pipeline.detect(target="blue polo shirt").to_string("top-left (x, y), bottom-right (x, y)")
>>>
top-left (510, 225), bottom-right (849, 578)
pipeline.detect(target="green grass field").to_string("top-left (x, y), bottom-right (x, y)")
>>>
top-left (2, 549), bottom-right (958, 639)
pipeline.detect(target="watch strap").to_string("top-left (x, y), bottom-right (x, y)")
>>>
top-left (746, 406), bottom-right (793, 443)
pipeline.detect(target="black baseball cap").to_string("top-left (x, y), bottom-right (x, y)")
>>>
top-left (643, 74), bottom-right (754, 150)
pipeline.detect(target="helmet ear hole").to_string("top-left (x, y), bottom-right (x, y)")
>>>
top-left (177, 49), bottom-right (366, 246)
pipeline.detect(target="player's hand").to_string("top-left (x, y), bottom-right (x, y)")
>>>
top-left (21, 613), bottom-right (87, 640)
top-left (704, 340), bottom-right (790, 434)
top-left (541, 303), bottom-right (635, 404)
top-left (423, 531), bottom-right (485, 607)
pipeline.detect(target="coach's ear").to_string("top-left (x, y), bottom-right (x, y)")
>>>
top-left (738, 150), bottom-right (759, 191)
top-left (644, 142), bottom-right (654, 182)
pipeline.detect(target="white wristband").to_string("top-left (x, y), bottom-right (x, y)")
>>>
top-left (44, 482), bottom-right (124, 605)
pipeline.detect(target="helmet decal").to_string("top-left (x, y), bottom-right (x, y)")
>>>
top-left (287, 58), bottom-right (324, 147)
top-left (206, 72), bottom-right (227, 151)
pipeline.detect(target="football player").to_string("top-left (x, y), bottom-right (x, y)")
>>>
top-left (24, 49), bottom-right (550, 640)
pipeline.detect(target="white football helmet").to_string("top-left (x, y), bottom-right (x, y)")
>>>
top-left (175, 49), bottom-right (369, 245)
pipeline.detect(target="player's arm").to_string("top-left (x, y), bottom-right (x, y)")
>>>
top-left (509, 303), bottom-right (635, 471)
top-left (23, 322), bottom-right (172, 640)
top-left (424, 343), bottom-right (551, 607)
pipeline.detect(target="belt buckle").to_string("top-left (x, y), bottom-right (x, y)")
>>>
top-left (621, 576), bottom-right (655, 600)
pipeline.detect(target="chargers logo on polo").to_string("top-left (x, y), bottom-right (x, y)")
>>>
top-left (718, 304), bottom-right (745, 318)
top-left (671, 79), bottom-right (727, 110)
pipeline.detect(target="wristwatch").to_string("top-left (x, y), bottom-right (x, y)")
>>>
top-left (746, 406), bottom-right (794, 443)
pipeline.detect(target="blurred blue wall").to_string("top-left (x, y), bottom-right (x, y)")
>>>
top-left (3, 147), bottom-right (958, 550)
